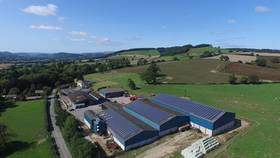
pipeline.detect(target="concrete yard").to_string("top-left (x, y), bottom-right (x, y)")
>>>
top-left (118, 130), bottom-right (204, 158)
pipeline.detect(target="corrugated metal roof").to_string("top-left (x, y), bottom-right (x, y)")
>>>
top-left (125, 100), bottom-right (175, 125)
top-left (99, 102), bottom-right (156, 141)
top-left (99, 88), bottom-right (124, 94)
top-left (152, 94), bottom-right (225, 122)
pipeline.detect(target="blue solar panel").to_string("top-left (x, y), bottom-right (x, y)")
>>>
top-left (152, 94), bottom-right (224, 121)
top-left (125, 100), bottom-right (173, 124)
top-left (99, 108), bottom-right (142, 140)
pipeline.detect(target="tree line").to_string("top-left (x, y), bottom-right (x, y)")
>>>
top-left (0, 58), bottom-right (130, 99)
top-left (54, 97), bottom-right (97, 158)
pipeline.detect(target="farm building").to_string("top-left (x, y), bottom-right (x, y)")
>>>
top-left (99, 102), bottom-right (158, 150)
top-left (123, 100), bottom-right (188, 136)
top-left (84, 110), bottom-right (106, 134)
top-left (99, 88), bottom-right (125, 98)
top-left (151, 94), bottom-right (235, 135)
top-left (61, 90), bottom-right (104, 109)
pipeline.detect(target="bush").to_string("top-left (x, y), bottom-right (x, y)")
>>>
top-left (271, 57), bottom-right (280, 63)
top-left (173, 57), bottom-right (179, 61)
top-left (248, 75), bottom-right (260, 84)
top-left (240, 76), bottom-right (248, 84)
top-left (255, 58), bottom-right (267, 67)
top-left (229, 74), bottom-right (238, 84)
top-left (128, 79), bottom-right (136, 90)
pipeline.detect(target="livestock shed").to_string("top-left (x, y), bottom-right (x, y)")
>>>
top-left (151, 94), bottom-right (235, 135)
top-left (99, 102), bottom-right (158, 150)
top-left (61, 90), bottom-right (103, 109)
top-left (84, 110), bottom-right (106, 134)
top-left (99, 88), bottom-right (125, 98)
top-left (123, 100), bottom-right (188, 136)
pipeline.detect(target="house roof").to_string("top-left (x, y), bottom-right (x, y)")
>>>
top-left (99, 88), bottom-right (124, 94)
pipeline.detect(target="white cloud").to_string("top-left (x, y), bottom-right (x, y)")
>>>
top-left (68, 31), bottom-right (88, 37)
top-left (30, 25), bottom-right (62, 31)
top-left (90, 36), bottom-right (112, 45)
top-left (255, 6), bottom-right (271, 13)
top-left (70, 38), bottom-right (86, 42)
top-left (227, 19), bottom-right (237, 24)
top-left (57, 17), bottom-right (66, 22)
top-left (23, 4), bottom-right (57, 16)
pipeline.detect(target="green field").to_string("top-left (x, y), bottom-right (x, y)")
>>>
top-left (188, 47), bottom-right (229, 57)
top-left (85, 66), bottom-right (280, 157)
top-left (116, 59), bottom-right (230, 84)
top-left (0, 100), bottom-right (55, 158)
top-left (121, 49), bottom-right (160, 56)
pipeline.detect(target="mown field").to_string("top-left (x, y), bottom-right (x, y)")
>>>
top-left (119, 59), bottom-right (230, 84)
top-left (85, 67), bottom-right (280, 157)
top-left (85, 59), bottom-right (231, 86)
top-left (0, 100), bottom-right (55, 158)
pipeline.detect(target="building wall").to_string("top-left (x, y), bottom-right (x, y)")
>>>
top-left (123, 107), bottom-right (160, 130)
top-left (189, 115), bottom-right (214, 130)
top-left (213, 112), bottom-right (235, 129)
top-left (160, 115), bottom-right (189, 132)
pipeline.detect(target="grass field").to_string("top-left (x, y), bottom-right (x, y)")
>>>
top-left (117, 59), bottom-right (230, 84)
top-left (188, 47), bottom-right (229, 57)
top-left (121, 49), bottom-right (160, 56)
top-left (85, 66), bottom-right (280, 157)
top-left (0, 100), bottom-right (55, 158)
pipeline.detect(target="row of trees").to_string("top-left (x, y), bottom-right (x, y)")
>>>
top-left (54, 97), bottom-right (97, 158)
top-left (229, 74), bottom-right (260, 84)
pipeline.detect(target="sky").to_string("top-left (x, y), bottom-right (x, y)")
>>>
top-left (0, 0), bottom-right (280, 53)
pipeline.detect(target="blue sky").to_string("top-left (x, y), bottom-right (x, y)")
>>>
top-left (0, 0), bottom-right (280, 53)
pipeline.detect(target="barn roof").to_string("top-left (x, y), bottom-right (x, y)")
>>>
top-left (99, 102), bottom-right (155, 141)
top-left (99, 88), bottom-right (124, 94)
top-left (124, 100), bottom-right (176, 125)
top-left (151, 94), bottom-right (225, 122)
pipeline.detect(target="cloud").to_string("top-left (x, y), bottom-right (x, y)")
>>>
top-left (23, 4), bottom-right (57, 16)
top-left (68, 31), bottom-right (88, 37)
top-left (227, 19), bottom-right (237, 24)
top-left (57, 17), bottom-right (66, 22)
top-left (69, 38), bottom-right (86, 42)
top-left (255, 6), bottom-right (271, 13)
top-left (30, 25), bottom-right (62, 31)
top-left (90, 36), bottom-right (112, 45)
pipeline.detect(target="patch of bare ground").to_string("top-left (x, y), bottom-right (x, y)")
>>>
top-left (226, 63), bottom-right (280, 81)
top-left (135, 131), bottom-right (204, 158)
top-left (206, 54), bottom-right (256, 63)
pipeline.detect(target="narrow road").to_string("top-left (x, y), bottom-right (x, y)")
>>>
top-left (49, 90), bottom-right (72, 158)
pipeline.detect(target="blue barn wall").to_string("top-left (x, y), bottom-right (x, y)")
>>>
top-left (160, 116), bottom-right (189, 131)
top-left (125, 130), bottom-right (158, 147)
top-left (213, 112), bottom-right (235, 129)
top-left (189, 115), bottom-right (213, 130)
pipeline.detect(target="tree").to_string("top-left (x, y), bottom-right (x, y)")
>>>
top-left (128, 79), bottom-right (136, 90)
top-left (255, 58), bottom-right (267, 67)
top-left (220, 55), bottom-right (229, 61)
top-left (8, 87), bottom-right (20, 95)
top-left (248, 75), bottom-right (260, 84)
top-left (173, 57), bottom-right (179, 61)
top-left (240, 76), bottom-right (248, 84)
top-left (141, 63), bottom-right (161, 84)
top-left (63, 116), bottom-right (81, 142)
top-left (0, 124), bottom-right (11, 152)
top-left (137, 58), bottom-right (148, 66)
top-left (229, 74), bottom-right (238, 84)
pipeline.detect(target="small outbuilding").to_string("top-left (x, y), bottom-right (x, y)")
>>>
top-left (99, 88), bottom-right (125, 98)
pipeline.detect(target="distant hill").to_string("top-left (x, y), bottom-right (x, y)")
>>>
top-left (111, 44), bottom-right (213, 57)
top-left (0, 51), bottom-right (110, 63)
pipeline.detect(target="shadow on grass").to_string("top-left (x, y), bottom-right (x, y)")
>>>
top-left (0, 101), bottom-right (17, 115)
top-left (0, 141), bottom-right (32, 157)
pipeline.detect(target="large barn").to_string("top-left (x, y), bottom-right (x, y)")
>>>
top-left (98, 102), bottom-right (158, 150)
top-left (123, 100), bottom-right (188, 136)
top-left (151, 94), bottom-right (236, 135)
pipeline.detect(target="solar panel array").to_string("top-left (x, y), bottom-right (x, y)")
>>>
top-left (99, 108), bottom-right (142, 140)
top-left (125, 100), bottom-right (173, 124)
top-left (152, 94), bottom-right (224, 121)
